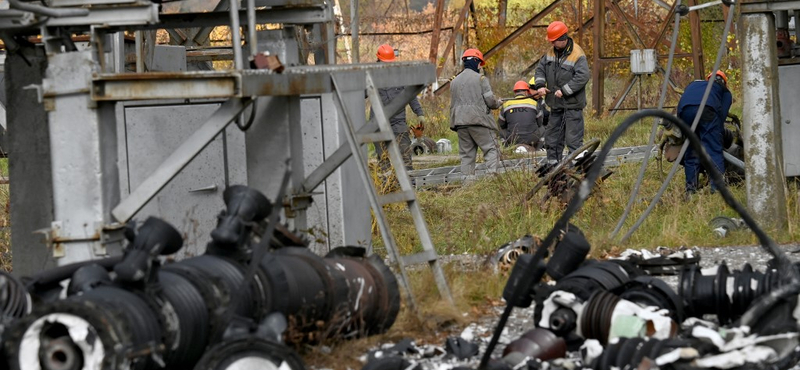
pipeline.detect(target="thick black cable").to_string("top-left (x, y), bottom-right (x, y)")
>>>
top-left (620, 2), bottom-right (736, 243)
top-left (611, 1), bottom-right (683, 238)
top-left (485, 109), bottom-right (796, 368)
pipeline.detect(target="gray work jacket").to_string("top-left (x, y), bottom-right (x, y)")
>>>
top-left (369, 86), bottom-right (425, 134)
top-left (532, 39), bottom-right (590, 110)
top-left (449, 69), bottom-right (502, 130)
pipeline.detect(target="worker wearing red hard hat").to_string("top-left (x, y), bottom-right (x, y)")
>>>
top-left (531, 21), bottom-right (590, 164)
top-left (370, 44), bottom-right (426, 175)
top-left (449, 48), bottom-right (502, 178)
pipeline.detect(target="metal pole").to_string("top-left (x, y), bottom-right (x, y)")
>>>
top-left (592, 0), bottom-right (605, 116)
top-left (247, 0), bottom-right (257, 59)
top-left (229, 0), bottom-right (243, 70)
top-left (135, 30), bottom-right (144, 73)
top-left (351, 0), bottom-right (359, 63)
top-left (740, 13), bottom-right (788, 230)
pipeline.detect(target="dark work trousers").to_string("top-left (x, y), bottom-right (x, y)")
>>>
top-left (545, 108), bottom-right (585, 162)
top-left (375, 130), bottom-right (413, 173)
top-left (680, 105), bottom-right (725, 192)
top-left (457, 126), bottom-right (499, 175)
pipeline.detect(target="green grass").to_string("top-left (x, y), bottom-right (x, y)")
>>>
top-left (373, 105), bottom-right (800, 260)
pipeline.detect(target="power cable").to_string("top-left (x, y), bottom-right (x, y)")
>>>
top-left (610, 0), bottom-right (683, 239)
top-left (619, 1), bottom-right (736, 243)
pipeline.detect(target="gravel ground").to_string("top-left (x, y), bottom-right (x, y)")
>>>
top-left (349, 244), bottom-right (800, 370)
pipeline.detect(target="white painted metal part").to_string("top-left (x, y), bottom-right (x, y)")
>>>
top-left (45, 50), bottom-right (121, 265)
top-left (19, 313), bottom-right (106, 370)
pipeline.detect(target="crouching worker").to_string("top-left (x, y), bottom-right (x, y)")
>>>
top-left (498, 81), bottom-right (545, 151)
top-left (676, 70), bottom-right (732, 194)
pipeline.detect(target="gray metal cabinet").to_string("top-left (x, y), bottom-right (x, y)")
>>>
top-left (780, 65), bottom-right (800, 177)
top-left (118, 101), bottom-right (247, 258)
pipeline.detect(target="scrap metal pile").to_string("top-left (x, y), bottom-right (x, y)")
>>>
top-left (0, 185), bottom-right (400, 370)
top-left (526, 138), bottom-right (614, 207)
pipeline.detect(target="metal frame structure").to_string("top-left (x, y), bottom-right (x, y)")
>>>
top-left (0, 1), bottom-right (443, 280)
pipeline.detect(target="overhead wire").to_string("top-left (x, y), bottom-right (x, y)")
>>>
top-left (610, 0), bottom-right (683, 239)
top-left (619, 1), bottom-right (736, 243)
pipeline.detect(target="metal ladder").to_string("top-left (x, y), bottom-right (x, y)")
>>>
top-left (329, 72), bottom-right (454, 312)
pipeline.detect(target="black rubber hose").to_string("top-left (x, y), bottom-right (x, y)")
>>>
top-left (25, 256), bottom-right (123, 290)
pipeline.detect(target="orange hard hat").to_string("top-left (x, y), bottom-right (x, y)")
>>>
top-left (706, 70), bottom-right (728, 85)
top-left (547, 21), bottom-right (569, 42)
top-left (462, 48), bottom-right (486, 66)
top-left (377, 44), bottom-right (396, 62)
top-left (513, 81), bottom-right (529, 91)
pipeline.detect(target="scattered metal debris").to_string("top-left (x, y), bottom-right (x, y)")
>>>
top-left (710, 216), bottom-right (748, 238)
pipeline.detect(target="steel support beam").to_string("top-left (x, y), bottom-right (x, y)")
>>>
top-left (686, 0), bottom-right (705, 79)
top-left (429, 0), bottom-right (446, 65)
top-left (92, 62), bottom-right (435, 101)
top-left (7, 46), bottom-right (56, 276)
top-left (592, 0), bottom-right (605, 116)
top-left (740, 13), bottom-right (788, 230)
top-left (112, 98), bottom-right (250, 223)
top-left (484, 0), bottom-right (563, 61)
top-left (436, 0), bottom-right (472, 78)
top-left (44, 51), bottom-right (123, 266)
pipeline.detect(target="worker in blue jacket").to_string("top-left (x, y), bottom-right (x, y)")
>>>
top-left (676, 70), bottom-right (733, 194)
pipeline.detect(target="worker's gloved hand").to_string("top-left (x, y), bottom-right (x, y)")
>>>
top-left (537, 87), bottom-right (549, 97)
top-left (417, 116), bottom-right (427, 130)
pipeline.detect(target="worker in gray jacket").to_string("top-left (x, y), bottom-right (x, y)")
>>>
top-left (372, 44), bottom-right (427, 173)
top-left (450, 48), bottom-right (503, 176)
top-left (532, 21), bottom-right (590, 164)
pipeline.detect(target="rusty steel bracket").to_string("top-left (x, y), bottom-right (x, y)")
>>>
top-left (282, 191), bottom-right (320, 218)
top-left (38, 221), bottom-right (126, 258)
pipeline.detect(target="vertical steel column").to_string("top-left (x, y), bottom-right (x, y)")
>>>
top-left (592, 0), bottom-right (605, 116)
top-left (7, 46), bottom-right (56, 276)
top-left (740, 13), bottom-right (788, 230)
top-left (686, 0), bottom-right (705, 79)
top-left (44, 51), bottom-right (122, 265)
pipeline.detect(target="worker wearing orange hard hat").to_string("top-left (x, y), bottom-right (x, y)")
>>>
top-left (449, 48), bottom-right (502, 178)
top-left (498, 81), bottom-right (545, 150)
top-left (370, 44), bottom-right (426, 175)
top-left (531, 21), bottom-right (590, 164)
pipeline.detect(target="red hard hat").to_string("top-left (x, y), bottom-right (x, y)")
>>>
top-left (706, 70), bottom-right (728, 85)
top-left (513, 81), bottom-right (529, 91)
top-left (377, 44), bottom-right (396, 62)
top-left (462, 48), bottom-right (486, 66)
top-left (547, 21), bottom-right (569, 42)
